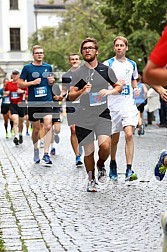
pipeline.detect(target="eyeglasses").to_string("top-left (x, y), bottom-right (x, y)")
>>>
top-left (82, 46), bottom-right (96, 51)
top-left (33, 52), bottom-right (44, 55)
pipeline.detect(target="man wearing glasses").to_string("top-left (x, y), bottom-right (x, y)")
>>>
top-left (18, 45), bottom-right (54, 166)
top-left (69, 38), bottom-right (124, 192)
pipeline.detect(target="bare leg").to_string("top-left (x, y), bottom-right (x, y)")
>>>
top-left (11, 114), bottom-right (19, 138)
top-left (43, 115), bottom-right (52, 154)
top-left (124, 126), bottom-right (134, 165)
top-left (31, 120), bottom-right (40, 149)
top-left (84, 142), bottom-right (95, 180)
top-left (110, 132), bottom-right (120, 161)
top-left (70, 124), bottom-right (80, 156)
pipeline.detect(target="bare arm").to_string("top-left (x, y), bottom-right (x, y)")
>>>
top-left (142, 84), bottom-right (148, 99)
top-left (18, 78), bottom-right (41, 88)
top-left (151, 84), bottom-right (167, 102)
top-left (68, 83), bottom-right (92, 101)
top-left (143, 60), bottom-right (167, 87)
top-left (132, 79), bottom-right (140, 97)
top-left (99, 80), bottom-right (124, 96)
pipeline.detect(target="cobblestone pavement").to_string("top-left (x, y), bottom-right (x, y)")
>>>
top-left (0, 117), bottom-right (167, 252)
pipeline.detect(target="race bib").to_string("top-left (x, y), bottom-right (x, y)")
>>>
top-left (121, 85), bottom-right (130, 96)
top-left (89, 92), bottom-right (106, 106)
top-left (11, 92), bottom-right (20, 99)
top-left (3, 96), bottom-right (10, 104)
top-left (34, 86), bottom-right (47, 97)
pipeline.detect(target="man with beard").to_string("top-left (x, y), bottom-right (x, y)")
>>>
top-left (68, 38), bottom-right (124, 192)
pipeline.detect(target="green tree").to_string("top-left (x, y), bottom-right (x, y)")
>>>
top-left (28, 0), bottom-right (167, 71)
top-left (101, 0), bottom-right (167, 69)
top-left (29, 0), bottom-right (117, 71)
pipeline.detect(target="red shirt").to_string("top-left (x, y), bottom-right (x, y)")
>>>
top-left (5, 81), bottom-right (26, 104)
top-left (150, 25), bottom-right (167, 67)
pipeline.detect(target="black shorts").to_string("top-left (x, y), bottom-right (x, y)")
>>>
top-left (28, 107), bottom-right (54, 122)
top-left (1, 104), bottom-right (10, 114)
top-left (136, 103), bottom-right (145, 113)
top-left (22, 106), bottom-right (28, 115)
top-left (10, 103), bottom-right (25, 117)
top-left (75, 116), bottom-right (112, 145)
top-left (52, 107), bottom-right (61, 123)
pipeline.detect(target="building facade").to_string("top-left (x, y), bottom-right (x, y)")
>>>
top-left (0, 0), bottom-right (74, 82)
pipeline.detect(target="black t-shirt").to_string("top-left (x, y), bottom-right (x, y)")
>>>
top-left (71, 62), bottom-right (117, 113)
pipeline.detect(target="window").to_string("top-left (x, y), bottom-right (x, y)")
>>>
top-left (10, 28), bottom-right (21, 51)
top-left (10, 0), bottom-right (18, 10)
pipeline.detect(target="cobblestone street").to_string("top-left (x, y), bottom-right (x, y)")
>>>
top-left (0, 117), bottom-right (167, 252)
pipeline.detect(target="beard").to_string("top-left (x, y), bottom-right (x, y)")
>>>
top-left (83, 54), bottom-right (96, 62)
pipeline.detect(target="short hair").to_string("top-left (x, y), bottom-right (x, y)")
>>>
top-left (80, 37), bottom-right (98, 54)
top-left (113, 36), bottom-right (128, 46)
top-left (69, 53), bottom-right (80, 60)
top-left (32, 45), bottom-right (43, 54)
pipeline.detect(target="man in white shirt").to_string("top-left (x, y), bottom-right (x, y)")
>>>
top-left (103, 36), bottom-right (140, 181)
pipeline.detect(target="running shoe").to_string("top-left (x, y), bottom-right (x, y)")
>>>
top-left (13, 137), bottom-right (19, 146)
top-left (76, 156), bottom-right (83, 167)
top-left (140, 125), bottom-right (145, 135)
top-left (50, 147), bottom-right (56, 155)
top-left (138, 128), bottom-right (141, 136)
top-left (54, 134), bottom-right (60, 144)
top-left (87, 179), bottom-right (97, 192)
top-left (34, 148), bottom-right (40, 164)
top-left (26, 131), bottom-right (30, 136)
top-left (19, 135), bottom-right (23, 144)
top-left (42, 154), bottom-right (52, 167)
top-left (125, 169), bottom-right (138, 181)
top-left (109, 162), bottom-right (118, 181)
top-left (97, 166), bottom-right (107, 183)
top-left (6, 132), bottom-right (9, 138)
top-left (154, 150), bottom-right (167, 181)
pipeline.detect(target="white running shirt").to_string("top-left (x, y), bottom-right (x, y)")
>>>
top-left (103, 57), bottom-right (138, 111)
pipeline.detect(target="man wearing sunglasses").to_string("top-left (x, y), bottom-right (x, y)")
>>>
top-left (69, 38), bottom-right (124, 192)
top-left (18, 45), bottom-right (54, 167)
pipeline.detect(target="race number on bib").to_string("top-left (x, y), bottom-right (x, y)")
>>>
top-left (11, 92), bottom-right (20, 99)
top-left (89, 92), bottom-right (107, 106)
top-left (34, 86), bottom-right (47, 97)
top-left (121, 85), bottom-right (130, 96)
top-left (3, 96), bottom-right (10, 104)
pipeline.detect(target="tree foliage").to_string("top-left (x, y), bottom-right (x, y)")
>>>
top-left (28, 0), bottom-right (167, 72)
top-left (29, 0), bottom-right (119, 71)
top-left (101, 0), bottom-right (167, 69)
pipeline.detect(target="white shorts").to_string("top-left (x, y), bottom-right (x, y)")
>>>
top-left (110, 105), bottom-right (138, 134)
